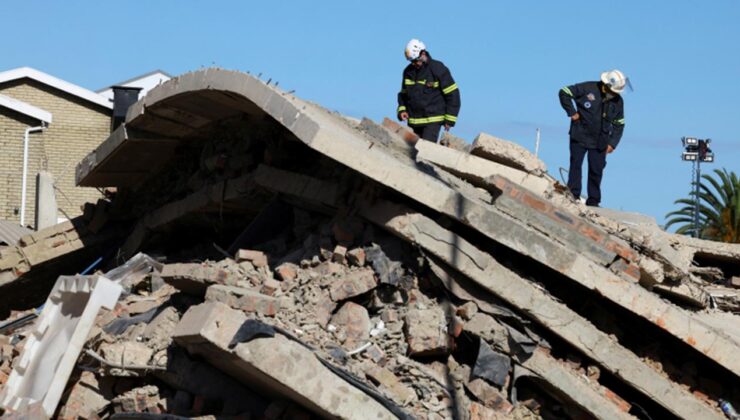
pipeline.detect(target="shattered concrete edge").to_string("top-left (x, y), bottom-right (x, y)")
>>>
top-left (414, 140), bottom-right (552, 197)
top-left (173, 302), bottom-right (397, 420)
top-left (0, 275), bottom-right (122, 417)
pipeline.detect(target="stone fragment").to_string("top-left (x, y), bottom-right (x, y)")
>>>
top-left (315, 261), bottom-right (344, 277)
top-left (381, 309), bottom-right (399, 323)
top-left (470, 401), bottom-right (503, 420)
top-left (730, 276), bottom-right (740, 289)
top-left (205, 285), bottom-right (280, 317)
top-left (347, 248), bottom-right (366, 267)
top-left (275, 263), bottom-right (298, 281)
top-left (330, 302), bottom-right (370, 348)
top-left (332, 245), bottom-right (348, 264)
top-left (329, 269), bottom-right (378, 301)
top-left (365, 244), bottom-right (407, 287)
top-left (99, 341), bottom-right (154, 375)
top-left (173, 302), bottom-right (396, 419)
top-left (236, 249), bottom-right (268, 268)
top-left (365, 344), bottom-right (387, 364)
top-left (365, 365), bottom-right (416, 405)
top-left (142, 306), bottom-right (180, 352)
top-left (57, 372), bottom-right (109, 419)
top-left (260, 278), bottom-right (281, 296)
top-left (465, 378), bottom-right (512, 412)
top-left (404, 307), bottom-right (452, 357)
top-left (456, 301), bottom-right (478, 320)
top-left (111, 385), bottom-right (166, 414)
top-left (464, 313), bottom-right (510, 352)
top-left (471, 132), bottom-right (547, 175)
top-left (160, 262), bottom-right (237, 295)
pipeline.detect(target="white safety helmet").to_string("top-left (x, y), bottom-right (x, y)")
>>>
top-left (405, 39), bottom-right (426, 61)
top-left (600, 69), bottom-right (628, 94)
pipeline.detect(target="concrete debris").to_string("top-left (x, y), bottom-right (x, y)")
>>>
top-left (471, 132), bottom-right (548, 175)
top-left (404, 307), bottom-right (453, 357)
top-left (205, 285), bottom-right (281, 317)
top-left (0, 68), bottom-right (737, 419)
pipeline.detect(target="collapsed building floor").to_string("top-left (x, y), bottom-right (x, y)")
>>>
top-left (0, 68), bottom-right (739, 419)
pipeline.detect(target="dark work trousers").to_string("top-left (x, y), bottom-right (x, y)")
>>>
top-left (567, 141), bottom-right (607, 206)
top-left (412, 123), bottom-right (443, 142)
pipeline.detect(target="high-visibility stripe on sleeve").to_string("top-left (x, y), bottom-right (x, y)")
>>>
top-left (397, 105), bottom-right (407, 112)
top-left (408, 115), bottom-right (445, 125)
top-left (404, 79), bottom-right (415, 85)
top-left (561, 86), bottom-right (573, 97)
top-left (614, 118), bottom-right (625, 125)
top-left (444, 114), bottom-right (457, 122)
top-left (442, 83), bottom-right (458, 95)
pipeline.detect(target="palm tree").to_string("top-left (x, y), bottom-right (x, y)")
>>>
top-left (665, 168), bottom-right (740, 243)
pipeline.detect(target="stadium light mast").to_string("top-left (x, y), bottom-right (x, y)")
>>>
top-left (681, 137), bottom-right (715, 238)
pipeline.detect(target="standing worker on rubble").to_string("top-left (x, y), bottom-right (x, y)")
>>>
top-left (397, 39), bottom-right (461, 142)
top-left (558, 70), bottom-right (629, 207)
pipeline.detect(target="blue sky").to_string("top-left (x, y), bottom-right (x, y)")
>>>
top-left (2, 1), bottom-right (739, 226)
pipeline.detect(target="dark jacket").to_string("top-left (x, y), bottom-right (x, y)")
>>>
top-left (559, 81), bottom-right (625, 150)
top-left (397, 55), bottom-right (461, 127)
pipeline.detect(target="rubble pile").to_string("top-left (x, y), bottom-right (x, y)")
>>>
top-left (0, 68), bottom-right (738, 419)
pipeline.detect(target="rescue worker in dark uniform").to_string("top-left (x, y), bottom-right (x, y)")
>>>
top-left (397, 39), bottom-right (461, 142)
top-left (558, 69), bottom-right (628, 207)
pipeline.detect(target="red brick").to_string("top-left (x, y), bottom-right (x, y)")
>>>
top-left (602, 388), bottom-right (631, 412)
top-left (329, 268), bottom-right (377, 301)
top-left (382, 118), bottom-right (419, 144)
top-left (275, 263), bottom-right (298, 281)
top-left (235, 249), bottom-right (268, 268)
top-left (469, 401), bottom-right (499, 420)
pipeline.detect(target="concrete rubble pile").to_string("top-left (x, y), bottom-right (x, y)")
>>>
top-left (0, 68), bottom-right (738, 419)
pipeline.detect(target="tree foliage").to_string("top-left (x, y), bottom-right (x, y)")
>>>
top-left (665, 168), bottom-right (740, 243)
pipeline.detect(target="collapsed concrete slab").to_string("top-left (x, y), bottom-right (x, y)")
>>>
top-left (71, 68), bottom-right (739, 414)
top-left (173, 302), bottom-right (398, 419)
top-left (414, 140), bottom-right (552, 197)
top-left (471, 132), bottom-right (547, 175)
top-left (359, 201), bottom-right (722, 420)
top-left (250, 165), bottom-right (722, 419)
top-left (0, 275), bottom-right (122, 417)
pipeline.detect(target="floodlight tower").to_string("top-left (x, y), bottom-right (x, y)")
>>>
top-left (681, 137), bottom-right (715, 237)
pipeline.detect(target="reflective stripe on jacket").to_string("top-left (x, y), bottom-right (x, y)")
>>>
top-left (397, 55), bottom-right (461, 127)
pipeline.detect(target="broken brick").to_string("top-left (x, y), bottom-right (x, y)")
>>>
top-left (332, 245), bottom-right (348, 264)
top-left (347, 248), bottom-right (366, 267)
top-left (465, 378), bottom-right (512, 413)
top-left (365, 365), bottom-right (416, 405)
top-left (57, 371), bottom-right (109, 419)
top-left (235, 249), bottom-right (268, 268)
top-left (260, 278), bottom-right (281, 296)
top-left (275, 263), bottom-right (298, 281)
top-left (205, 285), bottom-right (281, 317)
top-left (111, 385), bottom-right (166, 414)
top-left (329, 268), bottom-right (378, 301)
top-left (330, 302), bottom-right (370, 348)
top-left (404, 307), bottom-right (453, 357)
top-left (456, 301), bottom-right (478, 320)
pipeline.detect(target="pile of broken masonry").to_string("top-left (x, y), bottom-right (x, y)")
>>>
top-left (0, 68), bottom-right (739, 420)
